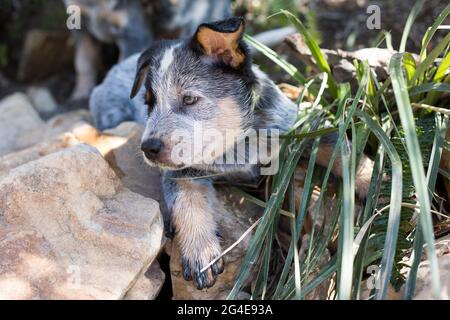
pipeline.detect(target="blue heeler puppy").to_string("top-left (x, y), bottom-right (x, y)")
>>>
top-left (107, 18), bottom-right (374, 289)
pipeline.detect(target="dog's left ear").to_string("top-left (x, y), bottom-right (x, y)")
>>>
top-left (130, 49), bottom-right (151, 99)
top-left (194, 17), bottom-right (246, 69)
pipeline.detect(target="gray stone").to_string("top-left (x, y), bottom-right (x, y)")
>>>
top-left (0, 93), bottom-right (44, 157)
top-left (27, 87), bottom-right (59, 117)
top-left (0, 145), bottom-right (164, 299)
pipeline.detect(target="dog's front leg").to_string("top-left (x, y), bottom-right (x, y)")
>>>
top-left (163, 174), bottom-right (224, 289)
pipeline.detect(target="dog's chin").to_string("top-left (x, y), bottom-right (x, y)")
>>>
top-left (142, 155), bottom-right (186, 170)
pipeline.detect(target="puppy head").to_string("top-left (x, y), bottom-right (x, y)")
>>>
top-left (131, 17), bottom-right (257, 170)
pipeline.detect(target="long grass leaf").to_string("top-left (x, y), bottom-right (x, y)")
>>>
top-left (389, 53), bottom-right (441, 299)
top-left (399, 0), bottom-right (425, 53)
top-left (419, 4), bottom-right (450, 61)
top-left (409, 83), bottom-right (450, 96)
top-left (280, 9), bottom-right (338, 98)
top-left (355, 110), bottom-right (403, 300)
top-left (412, 32), bottom-right (450, 85)
top-left (403, 114), bottom-right (448, 299)
top-left (337, 121), bottom-right (356, 299)
top-left (244, 34), bottom-right (307, 85)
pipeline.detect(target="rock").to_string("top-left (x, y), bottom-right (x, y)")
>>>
top-left (0, 92), bottom-right (94, 157)
top-left (285, 34), bottom-right (398, 83)
top-left (63, 122), bottom-right (164, 206)
top-left (102, 122), bottom-right (164, 204)
top-left (26, 87), bottom-right (59, 118)
top-left (0, 122), bottom-right (103, 177)
top-left (0, 120), bottom-right (164, 209)
top-left (435, 234), bottom-right (450, 257)
top-left (359, 282), bottom-right (403, 300)
top-left (17, 30), bottom-right (74, 82)
top-left (0, 93), bottom-right (44, 157)
top-left (123, 261), bottom-right (165, 300)
top-left (42, 109), bottom-right (93, 139)
top-left (0, 144), bottom-right (164, 299)
top-left (169, 186), bottom-right (263, 300)
top-left (11, 108), bottom-right (92, 157)
top-left (441, 126), bottom-right (450, 202)
top-left (414, 253), bottom-right (450, 299)
top-left (0, 133), bottom-right (80, 177)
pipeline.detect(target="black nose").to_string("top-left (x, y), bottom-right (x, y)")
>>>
top-left (141, 138), bottom-right (163, 159)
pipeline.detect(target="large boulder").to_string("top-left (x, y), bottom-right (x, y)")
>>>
top-left (57, 122), bottom-right (164, 207)
top-left (0, 144), bottom-right (164, 299)
top-left (0, 120), bottom-right (164, 208)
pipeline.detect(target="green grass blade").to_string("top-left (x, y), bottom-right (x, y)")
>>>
top-left (389, 53), bottom-right (442, 299)
top-left (244, 34), bottom-right (307, 85)
top-left (280, 9), bottom-right (338, 98)
top-left (289, 180), bottom-right (301, 299)
top-left (403, 53), bottom-right (417, 83)
top-left (228, 134), bottom-right (309, 299)
top-left (399, 0), bottom-right (425, 53)
top-left (419, 3), bottom-right (450, 61)
top-left (337, 137), bottom-right (354, 300)
top-left (352, 146), bottom-right (386, 299)
top-left (409, 83), bottom-right (450, 96)
top-left (412, 32), bottom-right (450, 85)
top-left (355, 110), bottom-right (403, 300)
top-left (252, 224), bottom-right (274, 299)
top-left (426, 53), bottom-right (450, 105)
top-left (385, 31), bottom-right (394, 51)
top-left (403, 114), bottom-right (449, 299)
top-left (433, 52), bottom-right (450, 82)
top-left (272, 137), bottom-right (321, 299)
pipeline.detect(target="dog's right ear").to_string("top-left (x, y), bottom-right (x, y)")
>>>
top-left (130, 50), bottom-right (151, 99)
top-left (193, 17), bottom-right (247, 69)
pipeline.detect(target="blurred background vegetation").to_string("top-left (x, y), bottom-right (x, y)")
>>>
top-left (1, 0), bottom-right (448, 99)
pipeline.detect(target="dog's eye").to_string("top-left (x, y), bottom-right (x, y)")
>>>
top-left (182, 95), bottom-right (199, 106)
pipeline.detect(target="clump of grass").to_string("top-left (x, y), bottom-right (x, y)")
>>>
top-left (229, 2), bottom-right (450, 300)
